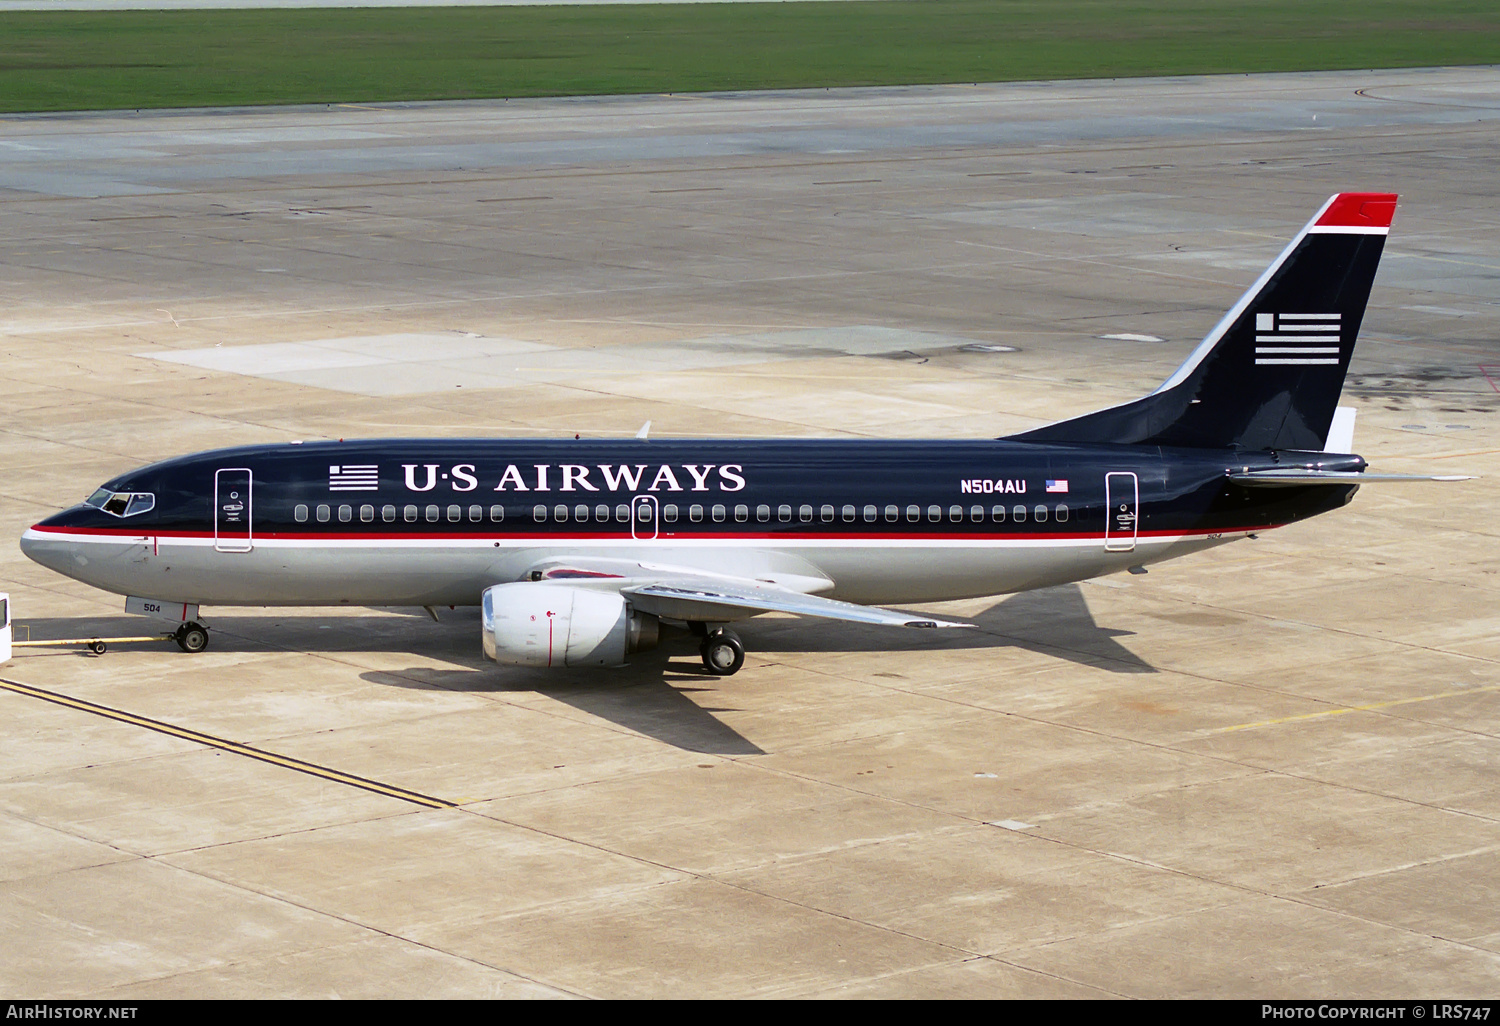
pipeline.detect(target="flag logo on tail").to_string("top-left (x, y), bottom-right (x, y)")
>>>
top-left (329, 464), bottom-right (379, 491)
top-left (1046, 480), bottom-right (1069, 494)
top-left (1254, 312), bottom-right (1341, 366)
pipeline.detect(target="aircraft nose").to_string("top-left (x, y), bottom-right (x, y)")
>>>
top-left (20, 507), bottom-right (98, 574)
top-left (19, 525), bottom-right (70, 574)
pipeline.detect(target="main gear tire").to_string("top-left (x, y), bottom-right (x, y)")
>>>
top-left (700, 629), bottom-right (745, 676)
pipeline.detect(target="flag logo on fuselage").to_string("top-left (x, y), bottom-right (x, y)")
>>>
top-left (1254, 312), bottom-right (1341, 366)
top-left (329, 464), bottom-right (379, 491)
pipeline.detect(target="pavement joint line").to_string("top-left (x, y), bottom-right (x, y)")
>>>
top-left (136, 830), bottom-right (592, 999)
top-left (1209, 682), bottom-right (1500, 734)
top-left (0, 674), bottom-right (460, 809)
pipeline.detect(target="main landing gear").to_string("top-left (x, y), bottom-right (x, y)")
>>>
top-left (699, 627), bottom-right (745, 676)
top-left (174, 621), bottom-right (209, 653)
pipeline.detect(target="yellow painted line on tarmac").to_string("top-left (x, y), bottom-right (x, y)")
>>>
top-left (0, 676), bottom-right (457, 809)
top-left (1211, 683), bottom-right (1500, 734)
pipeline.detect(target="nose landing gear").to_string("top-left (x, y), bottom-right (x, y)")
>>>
top-left (174, 621), bottom-right (209, 653)
top-left (700, 628), bottom-right (744, 676)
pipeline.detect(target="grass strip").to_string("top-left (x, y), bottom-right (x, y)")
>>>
top-left (0, 0), bottom-right (1497, 113)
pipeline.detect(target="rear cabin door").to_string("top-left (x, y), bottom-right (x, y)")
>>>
top-left (1104, 472), bottom-right (1138, 552)
top-left (215, 468), bottom-right (253, 552)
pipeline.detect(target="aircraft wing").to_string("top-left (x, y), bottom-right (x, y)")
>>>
top-left (526, 556), bottom-right (973, 629)
top-left (621, 581), bottom-right (973, 629)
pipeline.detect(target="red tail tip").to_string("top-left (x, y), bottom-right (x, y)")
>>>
top-left (1316, 193), bottom-right (1398, 229)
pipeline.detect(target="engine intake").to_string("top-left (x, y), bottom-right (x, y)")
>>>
top-left (482, 583), bottom-right (659, 668)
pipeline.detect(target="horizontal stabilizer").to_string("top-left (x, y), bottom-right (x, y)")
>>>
top-left (1228, 469), bottom-right (1473, 487)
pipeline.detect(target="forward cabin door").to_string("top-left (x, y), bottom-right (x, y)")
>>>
top-left (1104, 472), bottom-right (1138, 552)
top-left (215, 468), bottom-right (253, 552)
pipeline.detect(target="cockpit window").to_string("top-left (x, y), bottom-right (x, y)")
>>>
top-left (85, 489), bottom-right (155, 518)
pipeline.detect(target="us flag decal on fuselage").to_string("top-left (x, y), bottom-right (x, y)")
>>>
top-left (329, 464), bottom-right (379, 491)
top-left (1254, 312), bottom-right (1341, 366)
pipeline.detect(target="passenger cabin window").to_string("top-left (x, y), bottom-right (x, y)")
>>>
top-left (778, 505), bottom-right (791, 523)
top-left (577, 504), bottom-right (591, 522)
top-left (949, 505), bottom-right (963, 522)
top-left (383, 505), bottom-right (396, 522)
top-left (489, 505), bottom-right (505, 522)
top-left (554, 505), bottom-right (569, 522)
top-left (757, 505), bottom-right (770, 523)
top-left (469, 505), bottom-right (483, 522)
top-left (663, 505), bottom-right (678, 523)
top-left (865, 505), bottom-right (877, 522)
top-left (448, 505), bottom-right (461, 522)
top-left (616, 505), bottom-right (630, 523)
top-left (425, 505), bottom-right (439, 522)
top-left (294, 504), bottom-right (309, 523)
top-left (339, 505), bottom-right (352, 523)
top-left (906, 505), bottom-right (920, 522)
top-left (1033, 505), bottom-right (1048, 523)
top-left (690, 505), bottom-right (704, 523)
top-left (885, 505), bottom-right (898, 522)
top-left (735, 505), bottom-right (748, 522)
top-left (799, 505), bottom-right (813, 523)
top-left (595, 504), bottom-right (610, 522)
top-left (927, 505), bottom-right (941, 522)
top-left (992, 505), bottom-right (1005, 522)
top-left (404, 505), bottom-right (417, 522)
top-left (821, 505), bottom-right (834, 523)
top-left (533, 505), bottom-right (547, 522)
top-left (1012, 505), bottom-right (1027, 522)
top-left (360, 505), bottom-right (374, 522)
top-left (971, 505), bottom-right (984, 522)
top-left (1056, 504), bottom-right (1069, 522)
top-left (843, 505), bottom-right (856, 522)
top-left (317, 505), bottom-right (330, 523)
top-left (712, 505), bottom-right (726, 523)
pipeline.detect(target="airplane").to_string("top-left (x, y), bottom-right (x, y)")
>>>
top-left (19, 192), bottom-right (1466, 676)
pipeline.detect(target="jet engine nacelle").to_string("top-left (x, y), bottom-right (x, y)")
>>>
top-left (482, 583), bottom-right (659, 668)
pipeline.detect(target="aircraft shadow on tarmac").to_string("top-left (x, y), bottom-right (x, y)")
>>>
top-left (367, 659), bottom-right (771, 757)
top-left (747, 583), bottom-right (1154, 673)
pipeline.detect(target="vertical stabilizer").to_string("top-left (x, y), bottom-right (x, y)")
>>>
top-left (1009, 193), bottom-right (1396, 450)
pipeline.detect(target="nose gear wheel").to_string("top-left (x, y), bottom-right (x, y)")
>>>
top-left (174, 622), bottom-right (209, 653)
